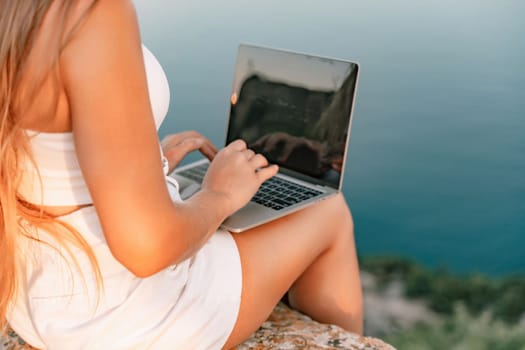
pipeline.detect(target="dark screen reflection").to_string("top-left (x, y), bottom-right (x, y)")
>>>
top-left (227, 45), bottom-right (358, 188)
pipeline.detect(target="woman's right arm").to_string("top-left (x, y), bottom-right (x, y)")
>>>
top-left (60, 0), bottom-right (276, 277)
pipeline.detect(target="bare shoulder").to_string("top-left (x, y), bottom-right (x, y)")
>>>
top-left (59, 0), bottom-right (144, 94)
top-left (61, 0), bottom-right (140, 49)
top-left (79, 0), bottom-right (138, 26)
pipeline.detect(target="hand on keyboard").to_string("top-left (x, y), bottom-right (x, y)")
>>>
top-left (201, 140), bottom-right (278, 215)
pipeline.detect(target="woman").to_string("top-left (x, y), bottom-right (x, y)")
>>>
top-left (0, 0), bottom-right (362, 349)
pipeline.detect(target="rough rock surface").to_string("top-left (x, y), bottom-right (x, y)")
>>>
top-left (235, 303), bottom-right (396, 350)
top-left (2, 303), bottom-right (394, 350)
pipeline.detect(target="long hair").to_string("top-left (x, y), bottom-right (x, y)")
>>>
top-left (0, 0), bottom-right (101, 331)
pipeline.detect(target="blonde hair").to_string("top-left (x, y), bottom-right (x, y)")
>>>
top-left (0, 0), bottom-right (101, 331)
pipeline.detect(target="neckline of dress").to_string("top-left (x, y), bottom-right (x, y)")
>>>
top-left (24, 128), bottom-right (74, 140)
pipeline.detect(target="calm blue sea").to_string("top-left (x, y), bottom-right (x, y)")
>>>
top-left (134, 0), bottom-right (525, 276)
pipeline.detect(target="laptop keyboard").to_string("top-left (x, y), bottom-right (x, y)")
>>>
top-left (177, 163), bottom-right (323, 210)
top-left (177, 163), bottom-right (209, 183)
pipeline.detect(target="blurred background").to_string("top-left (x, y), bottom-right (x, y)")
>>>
top-left (134, 1), bottom-right (525, 348)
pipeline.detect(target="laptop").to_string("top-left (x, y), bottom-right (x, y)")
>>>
top-left (169, 44), bottom-right (360, 232)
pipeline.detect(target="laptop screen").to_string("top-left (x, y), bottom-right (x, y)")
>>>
top-left (226, 44), bottom-right (359, 189)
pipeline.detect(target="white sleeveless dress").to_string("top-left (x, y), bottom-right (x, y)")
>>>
top-left (8, 46), bottom-right (242, 350)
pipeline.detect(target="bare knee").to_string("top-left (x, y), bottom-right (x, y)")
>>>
top-left (322, 193), bottom-right (354, 244)
top-left (335, 193), bottom-right (354, 230)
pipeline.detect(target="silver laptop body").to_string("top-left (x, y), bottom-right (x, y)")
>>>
top-left (169, 44), bottom-right (360, 232)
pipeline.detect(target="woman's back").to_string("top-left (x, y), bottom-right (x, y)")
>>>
top-left (7, 2), bottom-right (243, 349)
top-left (18, 45), bottom-right (171, 207)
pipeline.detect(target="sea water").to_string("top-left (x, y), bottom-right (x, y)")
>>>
top-left (134, 0), bottom-right (525, 276)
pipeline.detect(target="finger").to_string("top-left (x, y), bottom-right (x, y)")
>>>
top-left (161, 132), bottom-right (194, 147)
top-left (200, 140), bottom-right (218, 160)
top-left (200, 144), bottom-right (216, 160)
top-left (207, 139), bottom-right (219, 154)
top-left (256, 164), bottom-right (279, 182)
top-left (242, 149), bottom-right (256, 160)
top-left (165, 138), bottom-right (204, 166)
top-left (179, 130), bottom-right (206, 141)
top-left (250, 153), bottom-right (269, 168)
top-left (194, 135), bottom-right (218, 154)
top-left (179, 137), bottom-right (205, 152)
top-left (227, 139), bottom-right (247, 152)
top-left (161, 131), bottom-right (209, 149)
top-left (164, 137), bottom-right (205, 154)
top-left (161, 135), bottom-right (182, 150)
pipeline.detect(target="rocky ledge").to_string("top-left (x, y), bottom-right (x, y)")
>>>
top-left (2, 302), bottom-right (394, 350)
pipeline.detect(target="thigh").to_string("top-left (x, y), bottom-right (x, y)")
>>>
top-left (222, 193), bottom-right (354, 349)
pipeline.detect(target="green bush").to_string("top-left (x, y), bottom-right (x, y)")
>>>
top-left (386, 304), bottom-right (525, 350)
top-left (493, 277), bottom-right (525, 323)
top-left (360, 256), bottom-right (416, 284)
top-left (360, 256), bottom-right (525, 324)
